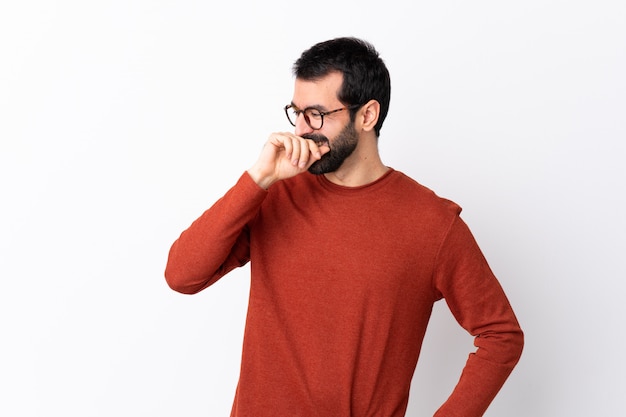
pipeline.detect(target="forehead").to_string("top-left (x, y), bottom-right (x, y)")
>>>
top-left (292, 72), bottom-right (343, 109)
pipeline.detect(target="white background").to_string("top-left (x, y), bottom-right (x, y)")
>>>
top-left (1, 1), bottom-right (624, 416)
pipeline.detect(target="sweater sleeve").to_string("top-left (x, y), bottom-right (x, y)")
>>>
top-left (164, 172), bottom-right (267, 294)
top-left (432, 216), bottom-right (524, 417)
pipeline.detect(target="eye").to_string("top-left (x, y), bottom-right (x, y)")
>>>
top-left (306, 109), bottom-right (322, 119)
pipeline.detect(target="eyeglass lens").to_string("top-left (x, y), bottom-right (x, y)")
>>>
top-left (286, 107), bottom-right (324, 130)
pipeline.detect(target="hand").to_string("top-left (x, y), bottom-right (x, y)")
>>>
top-left (247, 132), bottom-right (330, 189)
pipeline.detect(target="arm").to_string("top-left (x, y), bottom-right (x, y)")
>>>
top-left (165, 132), bottom-right (329, 294)
top-left (432, 216), bottom-right (524, 416)
top-left (164, 172), bottom-right (267, 294)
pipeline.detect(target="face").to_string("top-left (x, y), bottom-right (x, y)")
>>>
top-left (291, 72), bottom-right (359, 175)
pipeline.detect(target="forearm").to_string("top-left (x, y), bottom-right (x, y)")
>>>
top-left (164, 172), bottom-right (267, 294)
top-left (434, 328), bottom-right (524, 416)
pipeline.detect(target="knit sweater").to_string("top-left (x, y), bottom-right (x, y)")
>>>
top-left (165, 169), bottom-right (524, 417)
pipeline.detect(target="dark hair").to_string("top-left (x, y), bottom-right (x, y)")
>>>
top-left (293, 37), bottom-right (391, 137)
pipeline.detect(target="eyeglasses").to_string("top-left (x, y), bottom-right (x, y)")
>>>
top-left (284, 104), bottom-right (362, 130)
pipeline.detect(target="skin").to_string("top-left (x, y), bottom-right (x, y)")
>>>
top-left (247, 71), bottom-right (388, 189)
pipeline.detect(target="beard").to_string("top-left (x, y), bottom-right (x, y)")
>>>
top-left (304, 121), bottom-right (359, 175)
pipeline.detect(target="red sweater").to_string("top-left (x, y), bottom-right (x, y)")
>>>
top-left (165, 169), bottom-right (523, 417)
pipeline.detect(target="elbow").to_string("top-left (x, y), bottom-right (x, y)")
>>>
top-left (512, 327), bottom-right (525, 364)
top-left (164, 265), bottom-right (205, 295)
top-left (476, 325), bottom-right (525, 368)
top-left (164, 243), bottom-right (212, 294)
top-left (499, 326), bottom-right (525, 367)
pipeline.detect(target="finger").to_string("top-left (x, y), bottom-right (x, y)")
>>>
top-left (290, 137), bottom-right (303, 167)
top-left (277, 135), bottom-right (293, 161)
top-left (305, 140), bottom-right (321, 160)
top-left (296, 138), bottom-right (314, 168)
top-left (308, 140), bottom-right (330, 160)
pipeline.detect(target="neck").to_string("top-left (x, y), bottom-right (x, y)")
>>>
top-left (324, 136), bottom-right (388, 187)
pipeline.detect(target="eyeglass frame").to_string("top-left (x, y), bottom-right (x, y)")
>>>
top-left (284, 103), bottom-right (363, 130)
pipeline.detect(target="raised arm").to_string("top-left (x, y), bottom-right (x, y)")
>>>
top-left (164, 172), bottom-right (267, 294)
top-left (165, 132), bottom-right (328, 294)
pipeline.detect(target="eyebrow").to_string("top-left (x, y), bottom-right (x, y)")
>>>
top-left (290, 101), bottom-right (327, 111)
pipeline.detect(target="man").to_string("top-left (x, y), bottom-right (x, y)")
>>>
top-left (165, 37), bottom-right (523, 417)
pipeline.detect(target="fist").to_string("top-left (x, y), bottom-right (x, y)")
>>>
top-left (247, 132), bottom-right (330, 189)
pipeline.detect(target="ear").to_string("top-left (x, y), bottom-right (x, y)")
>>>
top-left (358, 99), bottom-right (380, 133)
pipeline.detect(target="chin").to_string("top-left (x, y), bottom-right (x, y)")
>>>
top-left (308, 157), bottom-right (342, 175)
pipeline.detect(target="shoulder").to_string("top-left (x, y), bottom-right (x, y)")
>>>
top-left (386, 169), bottom-right (461, 216)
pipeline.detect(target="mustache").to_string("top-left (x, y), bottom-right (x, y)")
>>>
top-left (302, 133), bottom-right (330, 148)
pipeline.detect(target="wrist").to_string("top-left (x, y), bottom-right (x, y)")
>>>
top-left (247, 166), bottom-right (275, 190)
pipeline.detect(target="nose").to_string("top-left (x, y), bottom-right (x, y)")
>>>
top-left (294, 113), bottom-right (314, 137)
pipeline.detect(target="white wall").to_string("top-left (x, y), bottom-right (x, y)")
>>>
top-left (1, 1), bottom-right (624, 416)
